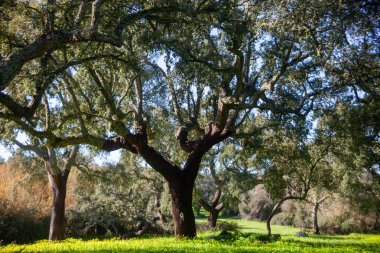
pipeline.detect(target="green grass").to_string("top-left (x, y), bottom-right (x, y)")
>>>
top-left (196, 216), bottom-right (300, 234)
top-left (1, 218), bottom-right (379, 252)
top-left (1, 233), bottom-right (379, 252)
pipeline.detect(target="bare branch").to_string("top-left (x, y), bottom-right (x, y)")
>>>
top-left (44, 0), bottom-right (56, 34)
top-left (134, 74), bottom-right (144, 123)
top-left (0, 30), bottom-right (121, 90)
top-left (211, 188), bottom-right (222, 209)
top-left (215, 203), bottom-right (224, 212)
top-left (175, 118), bottom-right (200, 153)
top-left (64, 146), bottom-right (80, 172)
top-left (74, 1), bottom-right (87, 28)
top-left (91, 0), bottom-right (105, 31)
top-left (167, 75), bottom-right (184, 125)
top-left (13, 139), bottom-right (49, 161)
top-left (87, 67), bottom-right (118, 115)
top-left (0, 53), bottom-right (120, 119)
top-left (102, 136), bottom-right (138, 154)
top-left (62, 75), bottom-right (88, 136)
top-left (199, 198), bottom-right (212, 212)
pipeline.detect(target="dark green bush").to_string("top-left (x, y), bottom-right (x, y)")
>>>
top-left (0, 201), bottom-right (49, 244)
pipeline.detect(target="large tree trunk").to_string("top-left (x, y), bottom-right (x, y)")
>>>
top-left (48, 171), bottom-right (69, 241)
top-left (169, 178), bottom-right (196, 238)
top-left (312, 202), bottom-right (320, 235)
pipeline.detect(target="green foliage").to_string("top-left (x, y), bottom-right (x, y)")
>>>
top-left (197, 220), bottom-right (241, 233)
top-left (0, 200), bottom-right (49, 244)
top-left (216, 221), bottom-right (240, 233)
top-left (318, 101), bottom-right (380, 219)
top-left (67, 160), bottom-right (168, 237)
top-left (239, 185), bottom-right (274, 221)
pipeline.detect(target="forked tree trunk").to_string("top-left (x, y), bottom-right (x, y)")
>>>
top-left (169, 178), bottom-right (196, 238)
top-left (103, 121), bottom-right (233, 238)
top-left (266, 196), bottom-right (303, 237)
top-left (310, 195), bottom-right (329, 235)
top-left (48, 171), bottom-right (69, 240)
top-left (199, 188), bottom-right (224, 228)
top-left (312, 202), bottom-right (320, 235)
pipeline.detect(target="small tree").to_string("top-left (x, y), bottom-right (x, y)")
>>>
top-left (260, 127), bottom-right (331, 236)
top-left (309, 193), bottom-right (330, 235)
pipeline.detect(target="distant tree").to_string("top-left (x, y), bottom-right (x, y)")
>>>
top-left (239, 184), bottom-right (274, 221)
top-left (307, 190), bottom-right (330, 235)
top-left (320, 101), bottom-right (380, 231)
top-left (69, 153), bottom-right (169, 237)
top-left (259, 127), bottom-right (332, 236)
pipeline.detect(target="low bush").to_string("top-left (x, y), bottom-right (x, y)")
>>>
top-left (0, 200), bottom-right (50, 244)
top-left (196, 220), bottom-right (241, 233)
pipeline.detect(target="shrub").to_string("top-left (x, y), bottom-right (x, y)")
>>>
top-left (0, 200), bottom-right (50, 244)
top-left (217, 221), bottom-right (241, 232)
top-left (239, 185), bottom-right (274, 221)
top-left (196, 220), bottom-right (241, 233)
top-left (0, 162), bottom-right (51, 244)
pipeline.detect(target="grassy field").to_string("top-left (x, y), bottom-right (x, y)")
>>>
top-left (1, 219), bottom-right (379, 252)
top-left (196, 216), bottom-right (301, 235)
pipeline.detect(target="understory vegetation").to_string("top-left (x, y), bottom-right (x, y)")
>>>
top-left (1, 228), bottom-right (379, 252)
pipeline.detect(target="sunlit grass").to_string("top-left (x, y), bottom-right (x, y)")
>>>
top-left (196, 215), bottom-right (300, 234)
top-left (1, 232), bottom-right (379, 252)
top-left (1, 214), bottom-right (379, 252)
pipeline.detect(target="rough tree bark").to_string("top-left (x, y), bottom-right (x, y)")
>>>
top-left (169, 176), bottom-right (197, 237)
top-left (199, 188), bottom-right (224, 228)
top-left (47, 170), bottom-right (69, 240)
